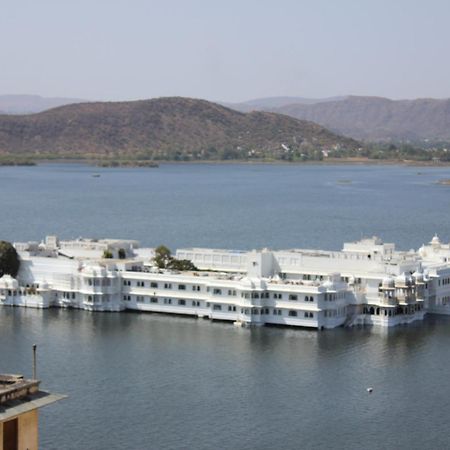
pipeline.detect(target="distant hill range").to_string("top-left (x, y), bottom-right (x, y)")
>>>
top-left (223, 96), bottom-right (347, 112)
top-left (0, 97), bottom-right (359, 160)
top-left (227, 96), bottom-right (450, 142)
top-left (0, 95), bottom-right (86, 114)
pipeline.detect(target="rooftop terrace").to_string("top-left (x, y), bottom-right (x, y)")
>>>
top-left (0, 373), bottom-right (65, 422)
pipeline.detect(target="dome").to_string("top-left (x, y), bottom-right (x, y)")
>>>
top-left (0, 274), bottom-right (18, 289)
top-left (395, 272), bottom-right (410, 287)
top-left (418, 245), bottom-right (426, 257)
top-left (82, 264), bottom-right (107, 277)
top-left (39, 280), bottom-right (49, 289)
top-left (382, 276), bottom-right (395, 288)
top-left (412, 270), bottom-right (424, 283)
top-left (321, 279), bottom-right (334, 289)
top-left (431, 234), bottom-right (441, 246)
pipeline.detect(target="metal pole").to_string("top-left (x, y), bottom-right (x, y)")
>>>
top-left (32, 344), bottom-right (37, 379)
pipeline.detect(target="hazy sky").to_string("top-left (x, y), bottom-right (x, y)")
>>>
top-left (1, 0), bottom-right (450, 102)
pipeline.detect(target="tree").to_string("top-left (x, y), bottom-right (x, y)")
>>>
top-left (153, 245), bottom-right (172, 269)
top-left (118, 248), bottom-right (126, 259)
top-left (103, 250), bottom-right (113, 259)
top-left (167, 259), bottom-right (198, 271)
top-left (0, 241), bottom-right (20, 277)
top-left (153, 245), bottom-right (198, 271)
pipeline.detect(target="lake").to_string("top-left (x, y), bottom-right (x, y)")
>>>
top-left (1, 163), bottom-right (450, 449)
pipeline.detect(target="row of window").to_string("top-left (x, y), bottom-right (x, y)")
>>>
top-left (85, 295), bottom-right (111, 303)
top-left (87, 279), bottom-right (112, 286)
top-left (123, 280), bottom-right (203, 291)
top-left (363, 304), bottom-right (423, 316)
top-left (122, 280), bottom-right (324, 302)
top-left (1, 289), bottom-right (39, 297)
top-left (121, 295), bottom-right (316, 318)
top-left (241, 292), bottom-right (315, 302)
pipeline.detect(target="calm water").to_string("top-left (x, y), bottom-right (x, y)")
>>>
top-left (1, 163), bottom-right (450, 449)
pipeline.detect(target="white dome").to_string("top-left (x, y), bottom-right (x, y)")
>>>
top-left (321, 279), bottom-right (334, 289)
top-left (395, 273), bottom-right (410, 287)
top-left (82, 264), bottom-right (107, 277)
top-left (412, 270), bottom-right (424, 282)
top-left (0, 274), bottom-right (18, 289)
top-left (431, 234), bottom-right (441, 246)
top-left (39, 280), bottom-right (49, 289)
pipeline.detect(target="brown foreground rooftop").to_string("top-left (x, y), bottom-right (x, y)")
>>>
top-left (1, 373), bottom-right (65, 449)
top-left (0, 373), bottom-right (65, 421)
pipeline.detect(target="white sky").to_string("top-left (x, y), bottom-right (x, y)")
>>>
top-left (1, 0), bottom-right (450, 102)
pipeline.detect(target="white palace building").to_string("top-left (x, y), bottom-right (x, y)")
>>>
top-left (1, 235), bottom-right (450, 329)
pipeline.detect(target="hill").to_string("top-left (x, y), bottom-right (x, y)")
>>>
top-left (0, 95), bottom-right (86, 114)
top-left (266, 96), bottom-right (450, 142)
top-left (224, 96), bottom-right (347, 112)
top-left (0, 97), bottom-right (359, 161)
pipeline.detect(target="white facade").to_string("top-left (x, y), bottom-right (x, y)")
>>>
top-left (2, 235), bottom-right (450, 329)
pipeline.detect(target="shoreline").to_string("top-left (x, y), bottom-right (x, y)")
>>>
top-left (1, 157), bottom-right (450, 167)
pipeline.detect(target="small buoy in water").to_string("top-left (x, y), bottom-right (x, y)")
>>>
top-left (367, 387), bottom-right (373, 393)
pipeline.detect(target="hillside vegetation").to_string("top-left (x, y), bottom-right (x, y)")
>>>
top-left (0, 97), bottom-right (359, 162)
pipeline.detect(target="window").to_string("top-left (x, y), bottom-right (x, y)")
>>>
top-left (137, 296), bottom-right (144, 303)
top-left (289, 294), bottom-right (298, 301)
top-left (150, 297), bottom-right (158, 303)
top-left (213, 304), bottom-right (222, 311)
top-left (3, 418), bottom-right (18, 450)
top-left (178, 299), bottom-right (186, 306)
top-left (150, 282), bottom-right (158, 288)
top-left (192, 285), bottom-right (201, 291)
top-left (213, 288), bottom-right (222, 295)
top-left (192, 300), bottom-right (200, 307)
top-left (273, 293), bottom-right (282, 299)
top-left (164, 283), bottom-right (172, 289)
top-left (163, 298), bottom-right (172, 304)
top-left (178, 284), bottom-right (186, 290)
top-left (228, 305), bottom-right (236, 311)
top-left (288, 310), bottom-right (297, 317)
